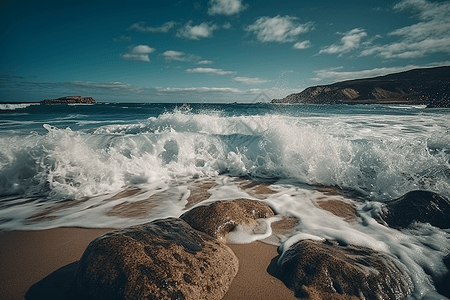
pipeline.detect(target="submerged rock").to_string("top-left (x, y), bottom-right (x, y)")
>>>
top-left (180, 198), bottom-right (274, 242)
top-left (379, 190), bottom-right (450, 229)
top-left (71, 217), bottom-right (238, 300)
top-left (278, 239), bottom-right (413, 300)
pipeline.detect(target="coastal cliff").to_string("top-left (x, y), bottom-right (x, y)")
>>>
top-left (41, 96), bottom-right (96, 104)
top-left (272, 66), bottom-right (450, 107)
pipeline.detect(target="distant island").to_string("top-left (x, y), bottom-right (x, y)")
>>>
top-left (272, 66), bottom-right (450, 108)
top-left (41, 96), bottom-right (96, 104)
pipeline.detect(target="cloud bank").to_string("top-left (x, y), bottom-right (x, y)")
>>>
top-left (361, 0), bottom-right (450, 58)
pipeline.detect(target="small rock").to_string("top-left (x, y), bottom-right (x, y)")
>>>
top-left (379, 190), bottom-right (450, 229)
top-left (277, 239), bottom-right (413, 300)
top-left (180, 198), bottom-right (274, 242)
top-left (70, 217), bottom-right (239, 300)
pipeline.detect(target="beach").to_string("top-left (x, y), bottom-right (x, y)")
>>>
top-left (0, 227), bottom-right (296, 300)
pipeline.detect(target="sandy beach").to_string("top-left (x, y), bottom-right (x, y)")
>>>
top-left (0, 228), bottom-right (112, 300)
top-left (0, 227), bottom-right (295, 300)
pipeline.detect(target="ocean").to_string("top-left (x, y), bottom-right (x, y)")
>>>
top-left (1, 102), bottom-right (450, 298)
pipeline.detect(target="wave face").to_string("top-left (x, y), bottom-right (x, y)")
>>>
top-left (1, 103), bottom-right (449, 201)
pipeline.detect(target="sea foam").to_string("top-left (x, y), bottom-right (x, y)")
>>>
top-left (1, 108), bottom-right (449, 201)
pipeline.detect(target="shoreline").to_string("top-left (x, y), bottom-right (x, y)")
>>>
top-left (0, 227), bottom-right (295, 300)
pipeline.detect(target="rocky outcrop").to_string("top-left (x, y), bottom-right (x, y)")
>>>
top-left (377, 190), bottom-right (450, 229)
top-left (180, 199), bottom-right (274, 242)
top-left (277, 239), bottom-right (413, 300)
top-left (70, 217), bottom-right (238, 300)
top-left (272, 66), bottom-right (450, 107)
top-left (41, 96), bottom-right (96, 104)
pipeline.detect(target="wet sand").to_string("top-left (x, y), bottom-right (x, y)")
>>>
top-left (0, 228), bottom-right (112, 300)
top-left (0, 227), bottom-right (295, 300)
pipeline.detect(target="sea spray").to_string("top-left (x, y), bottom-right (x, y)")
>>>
top-left (1, 105), bottom-right (450, 201)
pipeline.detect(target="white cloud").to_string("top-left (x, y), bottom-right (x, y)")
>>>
top-left (208, 0), bottom-right (247, 16)
top-left (223, 22), bottom-right (232, 30)
top-left (361, 0), bottom-right (450, 58)
top-left (292, 40), bottom-right (311, 50)
top-left (245, 15), bottom-right (313, 43)
top-left (128, 21), bottom-right (177, 33)
top-left (312, 61), bottom-right (450, 82)
top-left (198, 60), bottom-right (214, 65)
top-left (121, 45), bottom-right (156, 62)
top-left (177, 21), bottom-right (219, 40)
top-left (161, 50), bottom-right (201, 62)
top-left (233, 76), bottom-right (269, 84)
top-left (319, 28), bottom-right (367, 55)
top-left (186, 67), bottom-right (234, 75)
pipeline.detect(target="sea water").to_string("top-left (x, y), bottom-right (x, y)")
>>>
top-left (1, 102), bottom-right (449, 299)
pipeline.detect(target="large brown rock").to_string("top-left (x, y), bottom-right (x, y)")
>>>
top-left (70, 217), bottom-right (238, 300)
top-left (278, 239), bottom-right (413, 300)
top-left (378, 190), bottom-right (450, 229)
top-left (180, 199), bottom-right (274, 242)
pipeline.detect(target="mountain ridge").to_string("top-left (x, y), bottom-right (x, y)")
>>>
top-left (272, 66), bottom-right (450, 107)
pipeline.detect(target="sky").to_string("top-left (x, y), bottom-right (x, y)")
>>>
top-left (1, 0), bottom-right (450, 103)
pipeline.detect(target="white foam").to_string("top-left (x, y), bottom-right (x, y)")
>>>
top-left (1, 108), bottom-right (450, 203)
top-left (0, 103), bottom-right (39, 110)
top-left (227, 217), bottom-right (278, 244)
top-left (264, 186), bottom-right (450, 300)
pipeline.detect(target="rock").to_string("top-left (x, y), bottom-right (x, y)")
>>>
top-left (70, 217), bottom-right (239, 300)
top-left (42, 96), bottom-right (96, 104)
top-left (180, 198), bottom-right (274, 242)
top-left (277, 239), bottom-right (413, 300)
top-left (379, 190), bottom-right (450, 229)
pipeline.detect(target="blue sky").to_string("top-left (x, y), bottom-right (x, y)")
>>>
top-left (1, 0), bottom-right (449, 102)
